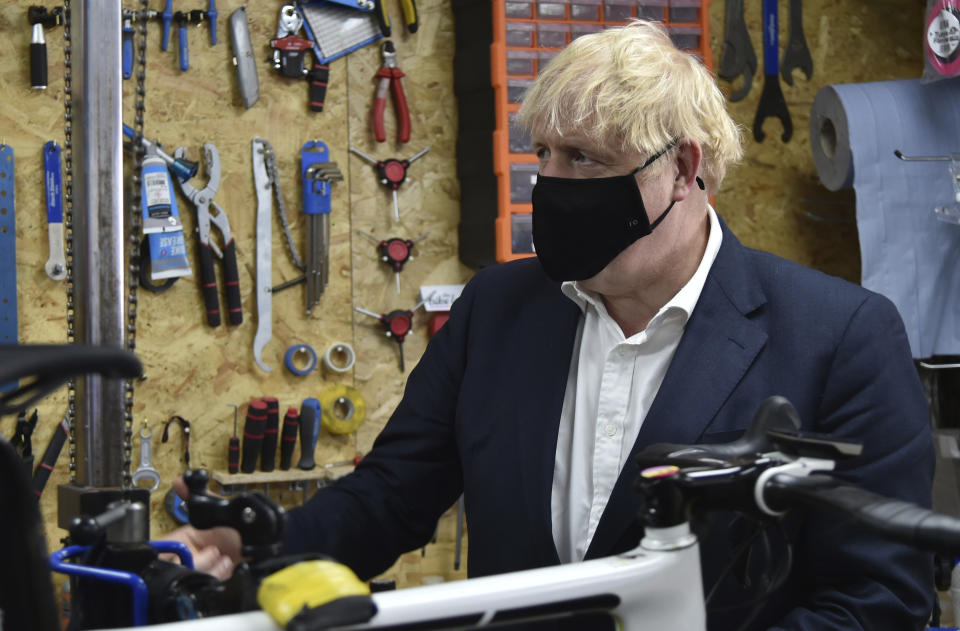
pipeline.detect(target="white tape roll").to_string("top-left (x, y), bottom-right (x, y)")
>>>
top-left (323, 342), bottom-right (356, 373)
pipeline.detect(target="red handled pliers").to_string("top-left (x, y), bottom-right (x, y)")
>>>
top-left (372, 40), bottom-right (410, 144)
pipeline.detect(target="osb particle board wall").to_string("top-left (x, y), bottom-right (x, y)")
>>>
top-left (0, 0), bottom-right (926, 590)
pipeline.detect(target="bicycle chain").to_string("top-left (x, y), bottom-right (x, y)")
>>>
top-left (64, 0), bottom-right (148, 487)
top-left (263, 138), bottom-right (305, 271)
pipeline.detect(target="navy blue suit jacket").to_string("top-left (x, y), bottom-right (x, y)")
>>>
top-left (285, 220), bottom-right (934, 630)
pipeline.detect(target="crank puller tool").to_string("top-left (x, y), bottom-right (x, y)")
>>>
top-left (717, 0), bottom-right (756, 102)
top-left (253, 138), bottom-right (274, 371)
top-left (355, 293), bottom-right (429, 372)
top-left (227, 403), bottom-right (240, 474)
top-left (301, 140), bottom-right (343, 314)
top-left (780, 0), bottom-right (813, 85)
top-left (32, 412), bottom-right (68, 499)
top-left (229, 6), bottom-right (259, 109)
top-left (298, 397), bottom-right (321, 471)
top-left (279, 406), bottom-right (299, 470)
top-left (349, 145), bottom-right (429, 222)
top-left (753, 0), bottom-right (792, 142)
top-left (0, 144), bottom-right (18, 394)
top-left (241, 399), bottom-right (268, 473)
top-left (358, 229), bottom-right (427, 293)
top-left (261, 397), bottom-right (280, 472)
top-left (43, 141), bottom-right (67, 281)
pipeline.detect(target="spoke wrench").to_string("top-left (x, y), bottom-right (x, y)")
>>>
top-left (780, 0), bottom-right (813, 85)
top-left (753, 0), bottom-right (792, 143)
top-left (131, 422), bottom-right (161, 492)
top-left (718, 0), bottom-right (756, 102)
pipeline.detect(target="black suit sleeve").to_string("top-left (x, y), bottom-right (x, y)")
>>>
top-left (770, 292), bottom-right (934, 630)
top-left (281, 273), bottom-right (480, 580)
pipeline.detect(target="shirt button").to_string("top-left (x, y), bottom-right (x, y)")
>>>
top-left (618, 346), bottom-right (627, 356)
top-left (604, 423), bottom-right (618, 437)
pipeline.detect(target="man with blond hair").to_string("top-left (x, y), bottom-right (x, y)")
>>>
top-left (169, 20), bottom-right (934, 630)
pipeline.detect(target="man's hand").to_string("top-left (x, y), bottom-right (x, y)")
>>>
top-left (156, 474), bottom-right (243, 580)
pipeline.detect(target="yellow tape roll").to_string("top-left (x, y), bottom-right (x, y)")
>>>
top-left (319, 385), bottom-right (366, 435)
top-left (257, 559), bottom-right (370, 627)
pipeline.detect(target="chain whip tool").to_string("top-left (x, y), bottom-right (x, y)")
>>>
top-left (252, 138), bottom-right (274, 372)
top-left (63, 0), bottom-right (149, 486)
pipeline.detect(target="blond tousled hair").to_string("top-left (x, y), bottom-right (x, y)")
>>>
top-left (516, 20), bottom-right (743, 192)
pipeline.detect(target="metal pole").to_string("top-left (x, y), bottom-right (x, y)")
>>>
top-left (71, 0), bottom-right (127, 488)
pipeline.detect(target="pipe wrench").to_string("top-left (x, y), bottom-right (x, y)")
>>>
top-left (252, 138), bottom-right (274, 372)
top-left (174, 143), bottom-right (243, 326)
top-left (42, 141), bottom-right (66, 281)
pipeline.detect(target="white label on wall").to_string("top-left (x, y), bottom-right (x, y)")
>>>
top-left (420, 284), bottom-right (465, 312)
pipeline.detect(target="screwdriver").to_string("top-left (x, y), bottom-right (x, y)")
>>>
top-left (279, 406), bottom-right (300, 470)
top-left (227, 403), bottom-right (239, 474)
top-left (261, 397), bottom-right (280, 472)
top-left (297, 398), bottom-right (321, 470)
top-left (241, 399), bottom-right (268, 473)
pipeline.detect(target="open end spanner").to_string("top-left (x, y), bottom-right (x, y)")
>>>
top-left (718, 0), bottom-right (757, 102)
top-left (780, 0), bottom-right (813, 86)
top-left (753, 0), bottom-right (792, 143)
top-left (131, 423), bottom-right (161, 492)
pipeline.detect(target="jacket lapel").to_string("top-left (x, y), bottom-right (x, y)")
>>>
top-left (585, 222), bottom-right (768, 559)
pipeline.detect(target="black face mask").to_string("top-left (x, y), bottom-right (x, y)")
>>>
top-left (531, 142), bottom-right (703, 282)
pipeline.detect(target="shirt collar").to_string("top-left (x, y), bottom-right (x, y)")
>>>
top-left (561, 205), bottom-right (723, 327)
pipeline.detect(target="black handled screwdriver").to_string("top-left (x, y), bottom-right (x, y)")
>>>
top-left (279, 406), bottom-right (300, 470)
top-left (261, 397), bottom-right (280, 472)
top-left (240, 399), bottom-right (267, 473)
top-left (227, 403), bottom-right (240, 473)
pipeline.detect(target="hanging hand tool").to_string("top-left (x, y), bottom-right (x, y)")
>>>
top-left (252, 138), bottom-right (274, 371)
top-left (261, 397), bottom-right (280, 472)
top-left (131, 422), bottom-right (161, 492)
top-left (357, 230), bottom-right (428, 293)
top-left (373, 40), bottom-right (410, 144)
top-left (241, 399), bottom-right (268, 473)
top-left (349, 145), bottom-right (429, 222)
top-left (161, 0), bottom-right (174, 51)
top-left (717, 0), bottom-right (756, 102)
top-left (32, 412), bottom-right (68, 499)
top-left (229, 6), bottom-right (259, 109)
top-left (27, 5), bottom-right (63, 90)
top-left (0, 144), bottom-right (16, 394)
top-left (780, 0), bottom-right (813, 86)
top-left (753, 0), bottom-right (792, 142)
top-left (161, 414), bottom-right (191, 468)
top-left (297, 398), bottom-right (321, 471)
top-left (355, 293), bottom-right (429, 372)
top-left (122, 9), bottom-right (135, 80)
top-left (11, 409), bottom-right (38, 477)
top-left (373, 0), bottom-right (418, 35)
top-left (43, 141), bottom-right (67, 281)
top-left (207, 0), bottom-right (218, 45)
top-left (279, 406), bottom-right (300, 470)
top-left (227, 403), bottom-right (240, 474)
top-left (173, 143), bottom-right (243, 326)
top-left (301, 141), bottom-right (344, 314)
top-left (122, 123), bottom-right (198, 182)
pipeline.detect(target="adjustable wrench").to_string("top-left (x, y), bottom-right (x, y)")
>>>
top-left (131, 423), bottom-right (161, 492)
top-left (718, 0), bottom-right (757, 102)
top-left (753, 0), bottom-right (792, 143)
top-left (780, 0), bottom-right (813, 85)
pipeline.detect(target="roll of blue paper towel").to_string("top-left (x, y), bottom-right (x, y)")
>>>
top-left (810, 79), bottom-right (960, 359)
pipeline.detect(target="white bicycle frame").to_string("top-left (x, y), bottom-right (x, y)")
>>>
top-left (101, 523), bottom-right (706, 631)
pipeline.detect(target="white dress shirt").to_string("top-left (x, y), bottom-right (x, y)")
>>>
top-left (551, 206), bottom-right (723, 563)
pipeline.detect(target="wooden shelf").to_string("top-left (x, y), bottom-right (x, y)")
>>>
top-left (211, 465), bottom-right (353, 486)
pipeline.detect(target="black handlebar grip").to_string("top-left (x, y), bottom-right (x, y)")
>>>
top-left (32, 417), bottom-right (68, 497)
top-left (307, 64), bottom-right (329, 113)
top-left (30, 42), bottom-right (48, 89)
top-left (222, 239), bottom-right (243, 325)
top-left (279, 407), bottom-right (299, 470)
top-left (298, 398), bottom-right (321, 470)
top-left (197, 242), bottom-right (221, 327)
top-left (260, 397), bottom-right (279, 472)
top-left (240, 399), bottom-right (267, 473)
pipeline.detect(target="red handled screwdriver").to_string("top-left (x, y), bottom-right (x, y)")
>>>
top-left (279, 407), bottom-right (300, 470)
top-left (240, 399), bottom-right (268, 473)
top-left (227, 403), bottom-right (240, 474)
top-left (261, 397), bottom-right (280, 472)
